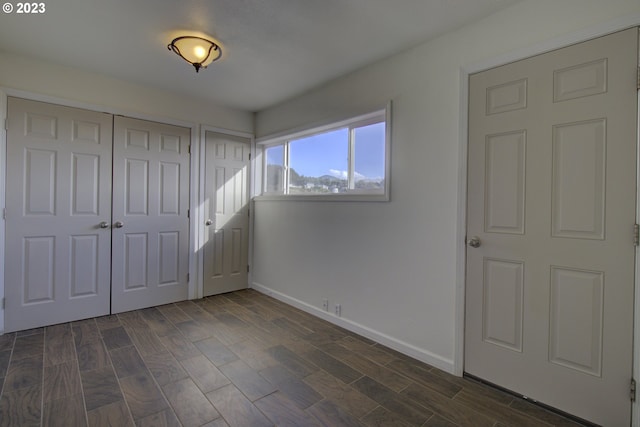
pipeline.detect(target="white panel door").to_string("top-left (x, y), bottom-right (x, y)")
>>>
top-left (111, 116), bottom-right (190, 312)
top-left (203, 131), bottom-right (250, 296)
top-left (4, 97), bottom-right (113, 331)
top-left (465, 28), bottom-right (638, 425)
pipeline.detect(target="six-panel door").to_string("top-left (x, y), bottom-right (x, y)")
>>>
top-left (203, 131), bottom-right (250, 296)
top-left (465, 28), bottom-right (638, 425)
top-left (4, 98), bottom-right (113, 331)
top-left (4, 100), bottom-right (192, 330)
top-left (111, 116), bottom-right (190, 313)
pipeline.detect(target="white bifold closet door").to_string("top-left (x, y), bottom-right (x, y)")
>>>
top-left (111, 116), bottom-right (190, 313)
top-left (4, 98), bottom-right (190, 332)
top-left (5, 98), bottom-right (113, 330)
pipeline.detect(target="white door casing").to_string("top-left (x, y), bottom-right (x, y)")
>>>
top-left (4, 97), bottom-right (113, 331)
top-left (465, 28), bottom-right (638, 425)
top-left (111, 116), bottom-right (191, 313)
top-left (203, 130), bottom-right (250, 296)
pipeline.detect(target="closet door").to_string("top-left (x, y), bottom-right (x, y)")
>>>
top-left (203, 130), bottom-right (251, 296)
top-left (4, 97), bottom-right (113, 331)
top-left (111, 116), bottom-right (190, 313)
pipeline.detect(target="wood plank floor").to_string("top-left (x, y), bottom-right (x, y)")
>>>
top-left (0, 289), bottom-right (586, 427)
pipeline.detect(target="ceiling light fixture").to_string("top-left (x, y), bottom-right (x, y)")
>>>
top-left (168, 35), bottom-right (222, 73)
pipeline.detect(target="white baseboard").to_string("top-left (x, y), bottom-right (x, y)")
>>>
top-left (251, 282), bottom-right (455, 374)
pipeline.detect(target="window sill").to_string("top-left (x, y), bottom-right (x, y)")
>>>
top-left (253, 192), bottom-right (389, 202)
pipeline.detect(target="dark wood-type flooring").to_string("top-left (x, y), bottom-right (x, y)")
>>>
top-left (0, 289), bottom-right (586, 426)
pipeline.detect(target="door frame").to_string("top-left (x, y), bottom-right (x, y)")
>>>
top-left (196, 125), bottom-right (256, 299)
top-left (0, 87), bottom-right (201, 331)
top-left (455, 14), bottom-right (640, 422)
top-left (634, 89), bottom-right (640, 426)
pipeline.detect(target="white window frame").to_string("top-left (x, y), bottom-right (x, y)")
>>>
top-left (256, 103), bottom-right (391, 202)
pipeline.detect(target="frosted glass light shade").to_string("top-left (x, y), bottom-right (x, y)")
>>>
top-left (168, 36), bottom-right (222, 72)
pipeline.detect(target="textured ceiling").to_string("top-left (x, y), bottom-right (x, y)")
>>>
top-left (0, 0), bottom-right (522, 111)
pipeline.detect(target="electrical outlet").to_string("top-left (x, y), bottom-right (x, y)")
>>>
top-left (334, 304), bottom-right (341, 317)
top-left (322, 299), bottom-right (329, 311)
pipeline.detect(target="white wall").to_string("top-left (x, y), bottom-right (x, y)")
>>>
top-left (0, 51), bottom-right (253, 132)
top-left (252, 0), bottom-right (640, 373)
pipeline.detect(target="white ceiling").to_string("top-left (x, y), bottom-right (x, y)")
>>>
top-left (0, 0), bottom-right (522, 112)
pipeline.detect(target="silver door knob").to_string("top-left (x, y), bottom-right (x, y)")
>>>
top-left (467, 236), bottom-right (481, 248)
top-left (113, 221), bottom-right (124, 228)
top-left (205, 219), bottom-right (213, 226)
top-left (99, 221), bottom-right (110, 229)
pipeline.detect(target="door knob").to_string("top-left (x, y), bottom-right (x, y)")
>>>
top-left (99, 221), bottom-right (110, 229)
top-left (467, 236), bottom-right (481, 248)
top-left (113, 221), bottom-right (124, 228)
top-left (205, 219), bottom-right (213, 226)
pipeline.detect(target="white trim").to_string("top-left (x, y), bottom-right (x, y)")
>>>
top-left (251, 281), bottom-right (455, 374)
top-left (254, 193), bottom-right (389, 203)
top-left (633, 85), bottom-right (640, 427)
top-left (189, 125), bottom-right (202, 300)
top-left (455, 13), bottom-right (640, 418)
top-left (199, 126), bottom-right (256, 297)
top-left (383, 102), bottom-right (392, 200)
top-left (0, 88), bottom-right (201, 326)
top-left (203, 125), bottom-right (256, 141)
top-left (196, 125), bottom-right (207, 300)
top-left (0, 91), bottom-right (6, 334)
top-left (454, 69), bottom-right (469, 377)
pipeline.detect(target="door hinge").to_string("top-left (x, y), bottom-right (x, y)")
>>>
top-left (1, 297), bottom-right (4, 310)
top-left (187, 209), bottom-right (190, 219)
top-left (2, 208), bottom-right (5, 220)
top-left (631, 378), bottom-right (636, 402)
top-left (188, 144), bottom-right (191, 154)
top-left (186, 273), bottom-right (190, 283)
top-left (634, 224), bottom-right (639, 246)
top-left (4, 119), bottom-right (7, 130)
top-left (247, 265), bottom-right (250, 273)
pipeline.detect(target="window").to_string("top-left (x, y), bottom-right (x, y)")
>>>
top-left (258, 106), bottom-right (390, 201)
top-left (265, 144), bottom-right (284, 193)
top-left (289, 128), bottom-right (348, 194)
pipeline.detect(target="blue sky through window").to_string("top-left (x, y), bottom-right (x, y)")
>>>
top-left (290, 128), bottom-right (348, 179)
top-left (354, 122), bottom-right (385, 180)
top-left (266, 144), bottom-right (283, 165)
top-left (264, 118), bottom-right (386, 195)
top-left (286, 122), bottom-right (385, 180)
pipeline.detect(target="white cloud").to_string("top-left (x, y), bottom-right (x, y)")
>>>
top-left (328, 169), bottom-right (348, 179)
top-left (329, 169), bottom-right (381, 181)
